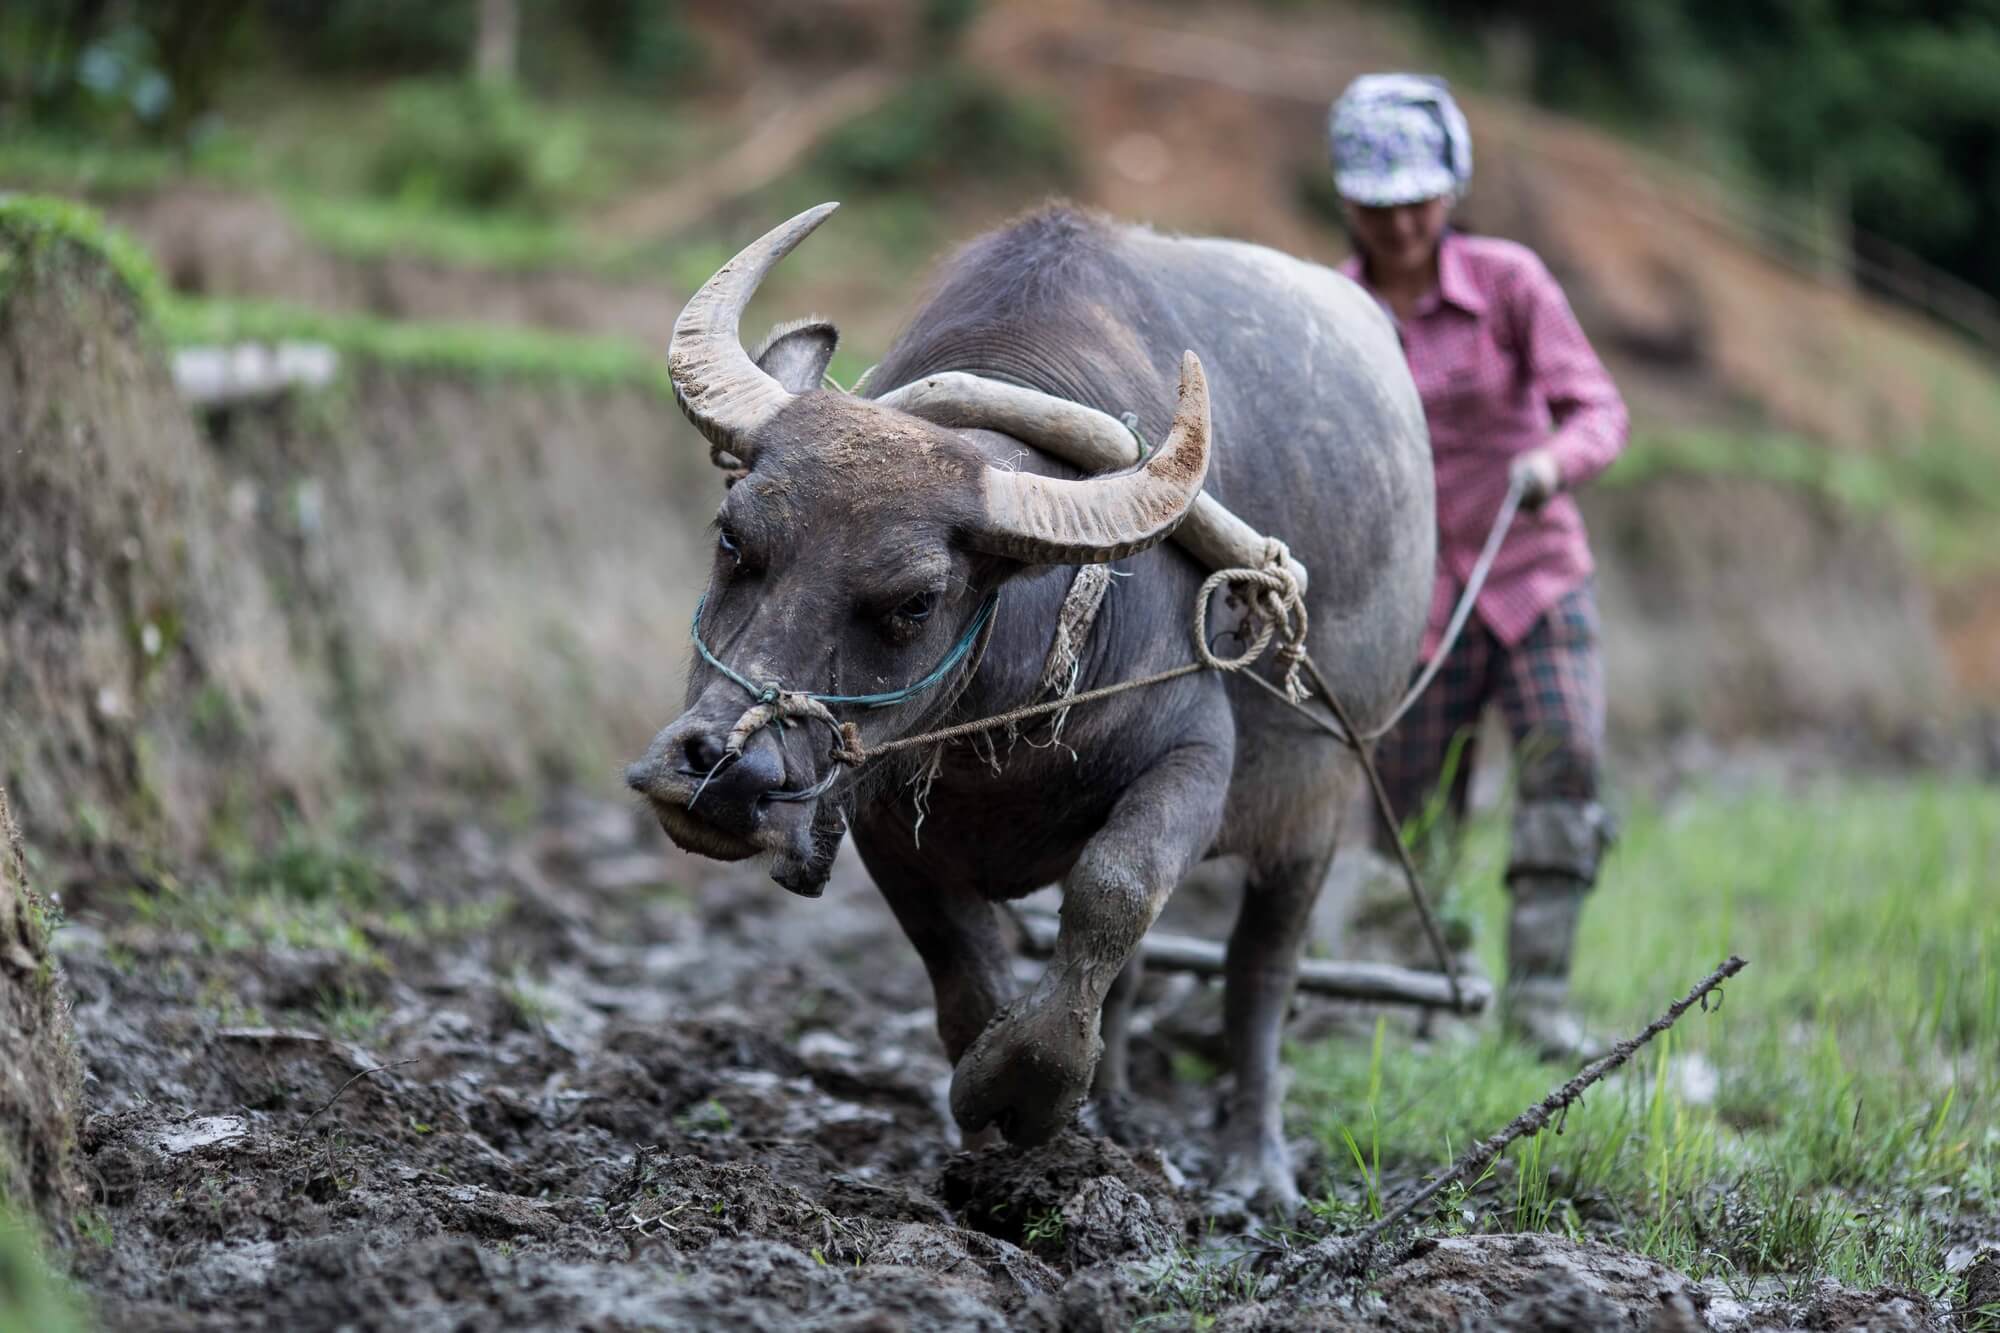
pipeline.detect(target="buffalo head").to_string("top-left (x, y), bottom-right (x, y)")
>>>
top-left (625, 204), bottom-right (1211, 897)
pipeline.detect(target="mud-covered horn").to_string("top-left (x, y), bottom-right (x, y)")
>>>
top-left (968, 352), bottom-right (1211, 565)
top-left (668, 202), bottom-right (839, 468)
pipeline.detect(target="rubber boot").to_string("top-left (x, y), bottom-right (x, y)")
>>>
top-left (1501, 801), bottom-right (1611, 1063)
top-left (1502, 874), bottom-right (1602, 1062)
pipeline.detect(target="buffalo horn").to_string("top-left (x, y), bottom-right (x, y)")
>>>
top-left (968, 351), bottom-right (1211, 565)
top-left (667, 202), bottom-right (838, 468)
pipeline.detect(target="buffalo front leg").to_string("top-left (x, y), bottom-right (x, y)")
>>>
top-left (951, 725), bottom-right (1233, 1145)
top-left (857, 842), bottom-right (1017, 1066)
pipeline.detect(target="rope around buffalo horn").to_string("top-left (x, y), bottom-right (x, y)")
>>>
top-left (1193, 537), bottom-right (1309, 702)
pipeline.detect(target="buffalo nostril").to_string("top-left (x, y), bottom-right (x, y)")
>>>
top-left (683, 731), bottom-right (727, 775)
top-left (729, 743), bottom-right (786, 798)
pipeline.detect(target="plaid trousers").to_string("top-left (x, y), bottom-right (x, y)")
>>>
top-left (1372, 581), bottom-right (1605, 844)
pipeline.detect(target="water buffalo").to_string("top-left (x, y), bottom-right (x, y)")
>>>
top-left (627, 202), bottom-right (1432, 1212)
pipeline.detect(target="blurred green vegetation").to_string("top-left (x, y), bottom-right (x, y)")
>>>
top-left (0, 1201), bottom-right (88, 1333)
top-left (0, 93), bottom-right (707, 275)
top-left (818, 69), bottom-right (1072, 189)
top-left (0, 0), bottom-right (1062, 294)
top-left (0, 1), bottom-right (710, 125)
top-left (1406, 1), bottom-right (2000, 306)
top-left (0, 194), bottom-right (168, 315)
top-left (2, 194), bottom-right (675, 390)
top-left (279, 196), bottom-right (597, 271)
top-left (162, 295), bottom-right (675, 391)
top-left (365, 78), bottom-right (585, 216)
top-left (0, 1), bottom-right (722, 251)
top-left (125, 816), bottom-right (515, 987)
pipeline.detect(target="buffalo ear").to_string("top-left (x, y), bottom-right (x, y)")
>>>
top-left (752, 318), bottom-right (840, 394)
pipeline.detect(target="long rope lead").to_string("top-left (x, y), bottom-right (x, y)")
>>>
top-left (1369, 472), bottom-right (1525, 740)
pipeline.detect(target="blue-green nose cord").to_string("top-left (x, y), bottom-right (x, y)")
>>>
top-left (688, 591), bottom-right (999, 802)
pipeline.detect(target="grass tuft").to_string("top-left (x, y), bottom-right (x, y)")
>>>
top-left (0, 193), bottom-right (168, 318)
top-left (0, 1200), bottom-right (90, 1333)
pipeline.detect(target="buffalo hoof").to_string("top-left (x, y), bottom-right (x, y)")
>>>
top-left (949, 992), bottom-right (1100, 1146)
top-left (1213, 1132), bottom-right (1303, 1218)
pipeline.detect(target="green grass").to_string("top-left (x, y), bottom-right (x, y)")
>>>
top-left (128, 818), bottom-right (516, 1018)
top-left (0, 70), bottom-right (724, 251)
top-left (0, 1200), bottom-right (89, 1333)
top-left (135, 877), bottom-right (383, 972)
top-left (314, 988), bottom-right (388, 1044)
top-left (1294, 778), bottom-right (1999, 1300)
top-left (158, 294), bottom-right (675, 392)
top-left (0, 193), bottom-right (169, 316)
top-left (0, 66), bottom-right (967, 285)
top-left (0, 134), bottom-right (201, 195)
top-left (283, 194), bottom-right (602, 271)
top-left (0, 132), bottom-right (613, 274)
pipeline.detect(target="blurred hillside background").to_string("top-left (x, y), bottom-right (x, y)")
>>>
top-left (5, 0), bottom-right (2000, 808)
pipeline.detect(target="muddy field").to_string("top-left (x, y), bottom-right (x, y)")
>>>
top-left (47, 791), bottom-right (1954, 1332)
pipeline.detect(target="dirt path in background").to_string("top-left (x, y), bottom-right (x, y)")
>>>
top-left (589, 69), bottom-right (899, 249)
top-left (52, 795), bottom-right (1947, 1331)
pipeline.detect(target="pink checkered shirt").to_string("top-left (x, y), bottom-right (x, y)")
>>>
top-left (1341, 232), bottom-right (1628, 660)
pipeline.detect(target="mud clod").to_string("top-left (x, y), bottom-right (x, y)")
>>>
top-left (1787, 1280), bottom-right (1937, 1332)
top-left (1058, 1175), bottom-right (1178, 1267)
top-left (1368, 1233), bottom-right (1706, 1332)
top-left (942, 1128), bottom-right (1187, 1257)
top-left (1962, 1250), bottom-right (2000, 1330)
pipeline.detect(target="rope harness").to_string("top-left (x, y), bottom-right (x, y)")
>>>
top-left (689, 452), bottom-right (1529, 1012)
top-left (689, 590), bottom-right (998, 803)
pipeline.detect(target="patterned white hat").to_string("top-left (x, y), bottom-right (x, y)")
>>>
top-left (1328, 73), bottom-right (1473, 207)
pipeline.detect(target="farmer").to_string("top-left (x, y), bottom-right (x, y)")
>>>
top-left (1329, 74), bottom-right (1628, 1059)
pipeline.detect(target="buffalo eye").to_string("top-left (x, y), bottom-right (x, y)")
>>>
top-left (718, 526), bottom-right (741, 562)
top-left (893, 592), bottom-right (937, 627)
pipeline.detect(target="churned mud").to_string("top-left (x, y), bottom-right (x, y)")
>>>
top-left (52, 795), bottom-right (1947, 1331)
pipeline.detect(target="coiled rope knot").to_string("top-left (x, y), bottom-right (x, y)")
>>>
top-left (1192, 537), bottom-right (1312, 703)
top-left (716, 689), bottom-right (866, 803)
top-left (724, 689), bottom-right (841, 758)
top-left (725, 690), bottom-right (864, 768)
